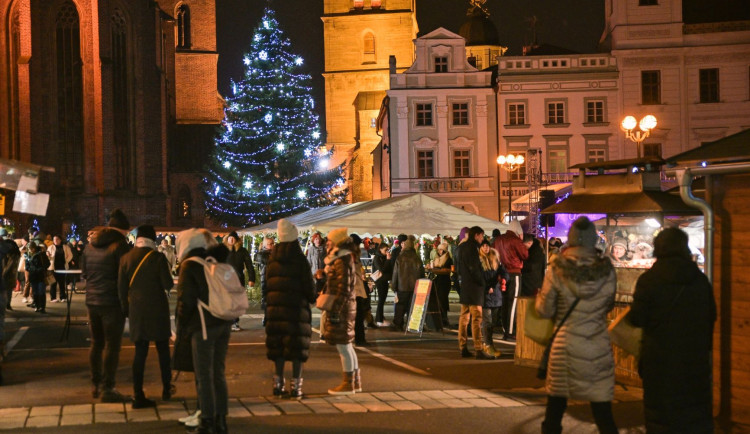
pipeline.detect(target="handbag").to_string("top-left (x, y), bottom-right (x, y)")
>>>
top-left (538, 298), bottom-right (580, 380)
top-left (316, 292), bottom-right (335, 311)
top-left (524, 300), bottom-right (555, 345)
top-left (608, 306), bottom-right (642, 359)
top-left (370, 269), bottom-right (383, 282)
top-left (172, 331), bottom-right (194, 372)
top-left (45, 271), bottom-right (56, 286)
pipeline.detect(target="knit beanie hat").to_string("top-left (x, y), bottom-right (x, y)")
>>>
top-left (567, 216), bottom-right (598, 248)
top-left (108, 208), bottom-right (130, 230)
top-left (458, 227), bottom-right (469, 242)
top-left (653, 227), bottom-right (691, 259)
top-left (612, 237), bottom-right (628, 250)
top-left (327, 227), bottom-right (349, 246)
top-left (227, 231), bottom-right (240, 241)
top-left (397, 234), bottom-right (408, 243)
top-left (277, 219), bottom-right (299, 243)
top-left (176, 228), bottom-right (217, 260)
top-left (350, 234), bottom-right (362, 246)
top-left (135, 225), bottom-right (156, 241)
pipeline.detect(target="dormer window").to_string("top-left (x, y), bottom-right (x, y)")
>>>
top-left (435, 56), bottom-right (448, 73)
top-left (371, 0), bottom-right (382, 8)
top-left (353, 0), bottom-right (364, 9)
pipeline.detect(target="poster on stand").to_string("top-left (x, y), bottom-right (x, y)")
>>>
top-left (406, 279), bottom-right (432, 335)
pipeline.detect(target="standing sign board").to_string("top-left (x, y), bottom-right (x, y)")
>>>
top-left (406, 279), bottom-right (432, 335)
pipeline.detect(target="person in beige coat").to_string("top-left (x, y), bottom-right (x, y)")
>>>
top-left (535, 217), bottom-right (618, 434)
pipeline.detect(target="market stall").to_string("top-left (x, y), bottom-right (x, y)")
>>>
top-left (516, 158), bottom-right (703, 385)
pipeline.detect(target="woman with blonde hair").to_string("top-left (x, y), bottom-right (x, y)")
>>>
top-left (479, 240), bottom-right (508, 358)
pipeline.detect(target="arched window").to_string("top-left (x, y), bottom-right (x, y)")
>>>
top-left (176, 4), bottom-right (191, 49)
top-left (56, 1), bottom-right (84, 188)
top-left (363, 32), bottom-right (375, 63)
top-left (111, 8), bottom-right (134, 189)
top-left (176, 185), bottom-right (192, 220)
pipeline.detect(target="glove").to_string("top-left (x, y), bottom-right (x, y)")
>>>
top-left (501, 279), bottom-right (507, 292)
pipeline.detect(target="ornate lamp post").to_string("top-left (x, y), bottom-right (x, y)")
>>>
top-left (621, 115), bottom-right (657, 158)
top-left (497, 153), bottom-right (525, 222)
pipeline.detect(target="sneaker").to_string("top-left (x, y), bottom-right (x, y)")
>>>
top-left (50, 299), bottom-right (59, 303)
top-left (476, 350), bottom-right (495, 360)
top-left (460, 347), bottom-right (473, 358)
top-left (100, 389), bottom-right (131, 403)
top-left (21, 297), bottom-right (27, 303)
top-left (179, 409), bottom-right (201, 425)
top-left (231, 324), bottom-right (241, 332)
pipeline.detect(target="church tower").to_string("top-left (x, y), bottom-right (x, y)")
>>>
top-left (322, 0), bottom-right (417, 203)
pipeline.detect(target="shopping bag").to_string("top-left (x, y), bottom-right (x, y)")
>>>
top-left (524, 299), bottom-right (554, 345)
top-left (608, 306), bottom-right (642, 359)
top-left (370, 270), bottom-right (383, 282)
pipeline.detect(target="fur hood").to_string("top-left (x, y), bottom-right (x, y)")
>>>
top-left (550, 246), bottom-right (614, 299)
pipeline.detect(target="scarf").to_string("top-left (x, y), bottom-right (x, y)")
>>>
top-left (135, 237), bottom-right (156, 250)
top-left (431, 251), bottom-right (449, 268)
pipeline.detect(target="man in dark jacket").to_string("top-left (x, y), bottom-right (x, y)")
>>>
top-left (81, 209), bottom-right (131, 402)
top-left (493, 228), bottom-right (529, 340)
top-left (390, 238), bottom-right (424, 331)
top-left (521, 234), bottom-right (545, 297)
top-left (254, 236), bottom-right (275, 325)
top-left (457, 226), bottom-right (489, 359)
top-left (225, 231), bottom-right (255, 331)
top-left (118, 225), bottom-right (174, 409)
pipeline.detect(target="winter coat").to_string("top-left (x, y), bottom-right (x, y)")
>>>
top-left (322, 248), bottom-right (357, 345)
top-left (494, 232), bottom-right (529, 274)
top-left (265, 241), bottom-right (316, 362)
top-left (47, 243), bottom-right (74, 270)
top-left (306, 244), bottom-right (326, 277)
top-left (521, 239), bottom-right (546, 296)
top-left (26, 251), bottom-right (49, 284)
top-left (81, 228), bottom-right (131, 307)
top-left (226, 243), bottom-right (255, 287)
top-left (480, 248), bottom-right (508, 309)
top-left (254, 248), bottom-right (272, 298)
top-left (118, 246), bottom-right (174, 342)
top-left (391, 248), bottom-right (424, 293)
top-left (430, 254), bottom-right (453, 293)
top-left (1, 239), bottom-right (20, 291)
top-left (372, 250), bottom-right (393, 281)
top-left (628, 255), bottom-right (715, 432)
top-left (176, 247), bottom-right (233, 336)
top-left (535, 246), bottom-right (616, 402)
top-left (457, 239), bottom-right (485, 306)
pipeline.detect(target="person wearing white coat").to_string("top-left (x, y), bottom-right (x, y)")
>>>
top-left (47, 235), bottom-right (74, 302)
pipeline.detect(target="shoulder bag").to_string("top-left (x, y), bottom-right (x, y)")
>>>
top-left (316, 291), bottom-right (335, 311)
top-left (525, 299), bottom-right (555, 345)
top-left (537, 298), bottom-right (580, 380)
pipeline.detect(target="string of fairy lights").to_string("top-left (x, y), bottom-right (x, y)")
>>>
top-left (204, 9), bottom-right (346, 227)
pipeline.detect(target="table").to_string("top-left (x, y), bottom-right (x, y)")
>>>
top-left (56, 269), bottom-right (82, 341)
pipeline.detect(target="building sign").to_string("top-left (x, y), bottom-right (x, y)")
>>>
top-left (418, 179), bottom-right (470, 193)
top-left (501, 187), bottom-right (529, 197)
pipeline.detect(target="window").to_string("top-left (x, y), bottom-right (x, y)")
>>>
top-left (547, 101), bottom-right (565, 124)
top-left (507, 151), bottom-right (527, 181)
top-left (452, 103), bottom-right (469, 126)
top-left (644, 143), bottom-right (662, 158)
top-left (371, 0), bottom-right (382, 8)
top-left (176, 4), bottom-right (191, 49)
top-left (699, 68), bottom-right (719, 103)
top-left (641, 70), bottom-right (661, 105)
top-left (416, 103), bottom-right (433, 126)
top-left (435, 57), bottom-right (448, 73)
top-left (508, 103), bottom-right (526, 125)
top-left (353, 0), bottom-right (364, 9)
top-left (417, 151), bottom-right (434, 178)
top-left (586, 100), bottom-right (605, 123)
top-left (548, 149), bottom-right (568, 174)
top-left (454, 150), bottom-right (470, 177)
top-left (639, 0), bottom-right (658, 5)
top-left (177, 186), bottom-right (192, 220)
top-left (587, 148), bottom-right (606, 162)
top-left (363, 33), bottom-right (375, 63)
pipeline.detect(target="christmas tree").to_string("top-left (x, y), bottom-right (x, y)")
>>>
top-left (204, 8), bottom-right (346, 227)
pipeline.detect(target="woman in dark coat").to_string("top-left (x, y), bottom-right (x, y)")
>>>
top-left (265, 219), bottom-right (315, 399)
top-left (371, 243), bottom-right (392, 325)
top-left (479, 240), bottom-right (508, 358)
top-left (117, 225), bottom-right (174, 408)
top-left (321, 228), bottom-right (358, 395)
top-left (428, 242), bottom-right (453, 328)
top-left (628, 228), bottom-right (715, 433)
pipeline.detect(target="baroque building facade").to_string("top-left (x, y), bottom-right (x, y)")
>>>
top-left (321, 0), bottom-right (417, 203)
top-left (0, 0), bottom-right (222, 233)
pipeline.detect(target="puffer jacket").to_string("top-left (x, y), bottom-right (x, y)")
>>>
top-left (480, 248), bottom-right (509, 309)
top-left (535, 246), bottom-right (616, 402)
top-left (81, 227), bottom-right (131, 307)
top-left (391, 248), bottom-right (424, 293)
top-left (322, 248), bottom-right (357, 345)
top-left (265, 242), bottom-right (316, 362)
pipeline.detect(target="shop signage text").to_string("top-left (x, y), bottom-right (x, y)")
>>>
top-left (418, 179), bottom-right (470, 193)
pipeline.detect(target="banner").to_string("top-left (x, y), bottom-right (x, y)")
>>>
top-left (406, 278), bottom-right (432, 334)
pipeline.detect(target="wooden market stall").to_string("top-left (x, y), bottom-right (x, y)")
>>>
top-left (516, 158), bottom-right (701, 386)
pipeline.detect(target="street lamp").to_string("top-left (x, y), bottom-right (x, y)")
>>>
top-left (621, 115), bottom-right (657, 159)
top-left (497, 153), bottom-right (525, 222)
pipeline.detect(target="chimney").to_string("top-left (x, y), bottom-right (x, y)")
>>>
top-left (389, 55), bottom-right (396, 74)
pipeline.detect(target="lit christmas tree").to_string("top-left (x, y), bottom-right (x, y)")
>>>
top-left (204, 8), bottom-right (346, 227)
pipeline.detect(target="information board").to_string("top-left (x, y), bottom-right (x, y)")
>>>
top-left (406, 278), bottom-right (432, 334)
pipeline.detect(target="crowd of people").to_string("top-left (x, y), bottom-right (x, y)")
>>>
top-left (0, 209), bottom-right (716, 433)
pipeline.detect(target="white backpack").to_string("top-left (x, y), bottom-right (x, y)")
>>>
top-left (183, 256), bottom-right (249, 339)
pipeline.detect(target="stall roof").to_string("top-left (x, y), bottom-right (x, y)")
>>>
top-left (541, 190), bottom-right (701, 215)
top-left (239, 193), bottom-right (508, 236)
top-left (666, 128), bottom-right (750, 166)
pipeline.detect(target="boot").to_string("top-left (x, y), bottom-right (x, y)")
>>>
top-left (132, 391), bottom-right (156, 409)
top-left (353, 368), bottom-right (362, 393)
top-left (484, 343), bottom-right (501, 358)
top-left (272, 375), bottom-right (286, 397)
top-left (215, 414), bottom-right (228, 434)
top-left (290, 377), bottom-right (303, 399)
top-left (188, 417), bottom-right (215, 434)
top-left (327, 371), bottom-right (355, 395)
top-left (541, 420), bottom-right (563, 434)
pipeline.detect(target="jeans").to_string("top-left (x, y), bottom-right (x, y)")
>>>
top-left (482, 307), bottom-right (497, 346)
top-left (31, 281), bottom-right (46, 311)
top-left (374, 280), bottom-right (389, 323)
top-left (501, 273), bottom-right (521, 336)
top-left (192, 323), bottom-right (231, 419)
top-left (543, 396), bottom-right (618, 434)
top-left (133, 340), bottom-right (171, 396)
top-left (87, 304), bottom-right (125, 390)
top-left (458, 304), bottom-right (483, 350)
top-left (50, 271), bottom-right (67, 300)
top-left (392, 291), bottom-right (413, 328)
top-left (336, 343), bottom-right (358, 372)
top-left (355, 296), bottom-right (369, 343)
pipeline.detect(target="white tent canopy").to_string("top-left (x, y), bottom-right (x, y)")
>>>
top-left (238, 193), bottom-right (508, 237)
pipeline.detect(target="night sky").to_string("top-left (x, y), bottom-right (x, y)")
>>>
top-left (216, 0), bottom-right (605, 127)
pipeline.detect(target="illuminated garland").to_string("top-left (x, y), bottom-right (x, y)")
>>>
top-left (204, 8), bottom-right (347, 227)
